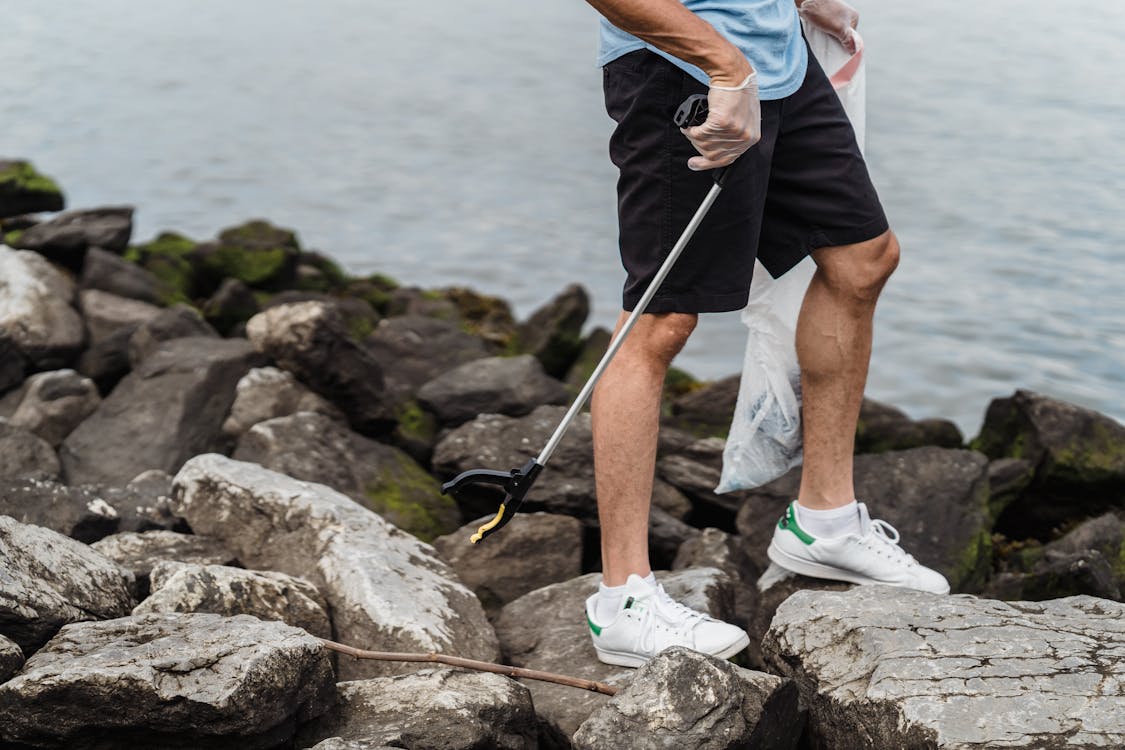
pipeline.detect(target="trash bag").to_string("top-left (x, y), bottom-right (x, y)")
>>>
top-left (715, 22), bottom-right (868, 494)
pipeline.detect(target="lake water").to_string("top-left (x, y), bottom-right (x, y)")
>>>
top-left (2, 0), bottom-right (1122, 435)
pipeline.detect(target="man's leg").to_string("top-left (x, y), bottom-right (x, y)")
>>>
top-left (591, 310), bottom-right (697, 586)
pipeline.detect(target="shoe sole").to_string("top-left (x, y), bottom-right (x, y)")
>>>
top-left (767, 541), bottom-right (951, 595)
top-left (593, 631), bottom-right (751, 669)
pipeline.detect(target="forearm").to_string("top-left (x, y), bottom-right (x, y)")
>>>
top-left (585, 0), bottom-right (753, 86)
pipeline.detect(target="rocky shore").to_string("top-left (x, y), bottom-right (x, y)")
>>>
top-left (1, 160), bottom-right (1123, 749)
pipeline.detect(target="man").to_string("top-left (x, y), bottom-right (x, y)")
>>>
top-left (581, 0), bottom-right (949, 668)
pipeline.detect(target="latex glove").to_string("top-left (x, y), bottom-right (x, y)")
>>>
top-left (798, 0), bottom-right (860, 54)
top-left (682, 72), bottom-right (761, 171)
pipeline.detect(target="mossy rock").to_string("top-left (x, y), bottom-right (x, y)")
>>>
top-left (3, 229), bottom-right (25, 247)
top-left (361, 447), bottom-right (460, 542)
top-left (343, 273), bottom-right (399, 315)
top-left (124, 232), bottom-right (198, 305)
top-left (0, 160), bottom-right (64, 219)
top-left (442, 287), bottom-right (519, 350)
top-left (564, 327), bottom-right (612, 396)
top-left (198, 220), bottom-right (301, 290)
top-left (516, 284), bottom-right (590, 377)
top-left (294, 252), bottom-right (349, 293)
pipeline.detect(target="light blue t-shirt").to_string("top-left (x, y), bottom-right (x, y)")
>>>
top-left (598, 0), bottom-right (807, 101)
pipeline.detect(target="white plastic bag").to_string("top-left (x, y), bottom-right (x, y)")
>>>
top-left (715, 22), bottom-right (867, 493)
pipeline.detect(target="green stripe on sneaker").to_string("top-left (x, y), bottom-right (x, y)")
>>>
top-left (586, 613), bottom-right (602, 636)
top-left (779, 503), bottom-right (816, 545)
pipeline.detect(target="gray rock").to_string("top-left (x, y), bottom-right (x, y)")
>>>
top-left (440, 286), bottom-right (521, 349)
top-left (79, 288), bottom-right (162, 347)
top-left (657, 436), bottom-right (742, 522)
top-left (975, 390), bottom-right (1125, 539)
top-left (0, 634), bottom-right (22, 683)
top-left (433, 512), bottom-right (584, 613)
top-left (5, 368), bottom-right (100, 446)
top-left (0, 160), bottom-right (64, 218)
top-left (763, 587), bottom-right (1125, 749)
top-left (173, 454), bottom-right (500, 679)
top-left (364, 314), bottom-right (491, 402)
top-left (297, 670), bottom-right (538, 750)
top-left (127, 303), bottom-right (219, 367)
top-left (305, 740), bottom-right (396, 750)
top-left (75, 322), bottom-right (136, 392)
top-left (564, 326), bottom-right (611, 394)
top-left (13, 206), bottom-right (132, 269)
top-left (222, 366), bottom-right (345, 439)
top-left (204, 277), bottom-right (260, 335)
top-left (495, 567), bottom-right (739, 739)
top-left (667, 375), bottom-right (740, 438)
top-left (673, 527), bottom-right (759, 630)
top-left (856, 397), bottom-right (963, 454)
top-left (0, 422), bottom-right (60, 481)
top-left (517, 283), bottom-right (589, 377)
top-left (135, 562), bottom-right (332, 639)
top-left (646, 506), bottom-right (702, 570)
top-left (233, 411), bottom-right (460, 541)
top-left (92, 530), bottom-right (238, 596)
top-left (0, 515), bottom-right (134, 652)
top-left (573, 646), bottom-right (800, 750)
top-left (0, 247), bottom-right (85, 372)
top-left (80, 246), bottom-right (167, 305)
top-left (246, 301), bottom-right (395, 435)
top-left (0, 478), bottom-right (121, 542)
top-left (745, 569), bottom-right (852, 672)
top-left (986, 456), bottom-right (1036, 520)
top-left (417, 353), bottom-right (568, 426)
top-left (60, 336), bottom-right (263, 485)
top-left (736, 447), bottom-right (993, 592)
top-left (0, 612), bottom-right (335, 749)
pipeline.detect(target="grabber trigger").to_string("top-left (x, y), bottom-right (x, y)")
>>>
top-left (440, 458), bottom-right (543, 544)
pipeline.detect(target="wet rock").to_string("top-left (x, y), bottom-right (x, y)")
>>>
top-left (246, 301), bottom-right (395, 436)
top-left (0, 634), bottom-right (22, 683)
top-left (92, 530), bottom-right (238, 597)
top-left (60, 337), bottom-right (263, 485)
top-left (668, 375), bottom-right (740, 438)
top-left (736, 447), bottom-right (993, 592)
top-left (0, 478), bottom-right (120, 542)
top-left (856, 398), bottom-right (963, 454)
top-left (135, 562), bottom-right (332, 638)
top-left (0, 160), bottom-right (64, 218)
top-left (517, 283), bottom-right (589, 378)
top-left (363, 314), bottom-right (490, 402)
top-left (222, 366), bottom-right (344, 439)
top-left (122, 231), bottom-right (199, 305)
top-left (13, 206), bottom-right (132, 269)
top-left (297, 670), bottom-right (538, 750)
top-left (495, 567), bottom-right (738, 739)
top-left (127, 303), bottom-right (219, 366)
top-left (763, 586), bottom-right (1125, 749)
top-left (975, 390), bottom-right (1125, 539)
top-left (0, 515), bottom-right (134, 652)
top-left (417, 353), bottom-right (568, 426)
top-left (174, 454), bottom-right (499, 679)
top-left (79, 288), bottom-right (162, 347)
top-left (573, 647), bottom-right (800, 750)
top-left (233, 411), bottom-right (459, 541)
top-left (0, 422), bottom-right (60, 481)
top-left (195, 220), bottom-right (302, 291)
top-left (0, 247), bottom-right (85, 373)
top-left (433, 512), bottom-right (584, 614)
top-left (80, 246), bottom-right (167, 305)
top-left (0, 613), bottom-right (335, 750)
top-left (4, 368), bottom-right (100, 446)
top-left (203, 277), bottom-right (260, 334)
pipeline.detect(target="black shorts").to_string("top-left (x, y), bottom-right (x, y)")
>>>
top-left (603, 45), bottom-right (890, 313)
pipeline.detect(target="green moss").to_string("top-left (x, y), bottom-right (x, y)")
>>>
top-left (345, 313), bottom-right (376, 342)
top-left (202, 244), bottom-right (289, 287)
top-left (395, 400), bottom-right (435, 442)
top-left (1051, 422), bottom-right (1125, 483)
top-left (0, 161), bottom-right (62, 196)
top-left (361, 452), bottom-right (456, 542)
top-left (126, 232), bottom-right (198, 305)
top-left (3, 229), bottom-right (24, 246)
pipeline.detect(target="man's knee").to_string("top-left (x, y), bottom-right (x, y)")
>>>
top-left (812, 230), bottom-right (900, 303)
top-left (623, 311), bottom-right (698, 367)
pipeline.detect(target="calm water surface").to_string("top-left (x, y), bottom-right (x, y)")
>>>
top-left (1, 0), bottom-right (1122, 434)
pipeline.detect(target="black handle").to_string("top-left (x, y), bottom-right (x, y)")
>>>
top-left (674, 94), bottom-right (730, 187)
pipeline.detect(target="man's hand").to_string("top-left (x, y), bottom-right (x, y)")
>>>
top-left (798, 0), bottom-right (860, 54)
top-left (682, 73), bottom-right (761, 171)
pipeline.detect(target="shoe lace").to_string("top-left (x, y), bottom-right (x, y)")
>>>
top-left (867, 519), bottom-right (917, 566)
top-left (653, 584), bottom-right (708, 626)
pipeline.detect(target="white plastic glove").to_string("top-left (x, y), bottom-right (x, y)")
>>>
top-left (682, 72), bottom-right (761, 171)
top-left (798, 0), bottom-right (860, 54)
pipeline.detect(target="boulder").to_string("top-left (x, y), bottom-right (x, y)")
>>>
top-left (222, 366), bottom-right (344, 438)
top-left (364, 314), bottom-right (491, 402)
top-left (667, 375), bottom-right (740, 438)
top-left (517, 283), bottom-right (589, 378)
top-left (12, 206), bottom-right (132, 268)
top-left (263, 292), bottom-right (380, 344)
top-left (197, 219), bottom-right (301, 290)
top-left (673, 527), bottom-right (759, 629)
top-left (60, 336), bottom-right (263, 485)
top-left (0, 613), bottom-right (335, 750)
top-left (433, 512), bottom-right (584, 613)
top-left (4, 368), bottom-right (100, 446)
top-left (0, 478), bottom-right (121, 542)
top-left (0, 422), bottom-right (60, 481)
top-left (856, 398), bottom-right (963, 454)
top-left (203, 277), bottom-right (260, 334)
top-left (975, 390), bottom-right (1125, 539)
top-left (745, 569), bottom-right (852, 672)
top-left (80, 246), bottom-right (167, 305)
top-left (76, 322), bottom-right (136, 392)
top-left (0, 247), bottom-right (85, 373)
top-left (0, 515), bottom-right (134, 652)
top-left (79, 288), bottom-right (162, 347)
top-left (296, 670), bottom-right (538, 750)
top-left (135, 562), bottom-right (332, 639)
top-left (233, 411), bottom-right (459, 541)
top-left (495, 567), bottom-right (738, 739)
top-left (564, 326), bottom-right (611, 394)
top-left (417, 353), bottom-right (568, 426)
top-left (127, 303), bottom-right (219, 367)
top-left (645, 506), bottom-right (702, 570)
top-left (573, 647), bottom-right (800, 750)
top-left (246, 301), bottom-right (395, 436)
top-left (122, 232), bottom-right (199, 305)
top-left (173, 455), bottom-right (500, 679)
top-left (657, 436), bottom-right (741, 525)
top-left (92, 531), bottom-right (238, 597)
top-left (735, 447), bottom-right (993, 592)
top-left (763, 587), bottom-right (1125, 749)
top-left (0, 160), bottom-right (64, 218)
top-left (0, 634), bottom-right (22, 683)
top-left (441, 286), bottom-right (520, 348)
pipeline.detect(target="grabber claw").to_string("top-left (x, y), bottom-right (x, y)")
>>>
top-left (440, 458), bottom-right (543, 544)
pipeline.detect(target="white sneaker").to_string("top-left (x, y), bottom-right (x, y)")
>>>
top-left (584, 574), bottom-right (750, 668)
top-left (767, 501), bottom-right (951, 594)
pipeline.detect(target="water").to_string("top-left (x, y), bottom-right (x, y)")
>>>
top-left (2, 0), bottom-right (1122, 435)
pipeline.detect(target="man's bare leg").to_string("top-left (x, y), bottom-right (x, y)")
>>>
top-left (591, 311), bottom-right (697, 586)
top-left (796, 229), bottom-right (900, 510)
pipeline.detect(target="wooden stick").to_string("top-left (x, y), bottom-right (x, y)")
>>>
top-left (320, 638), bottom-right (619, 696)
